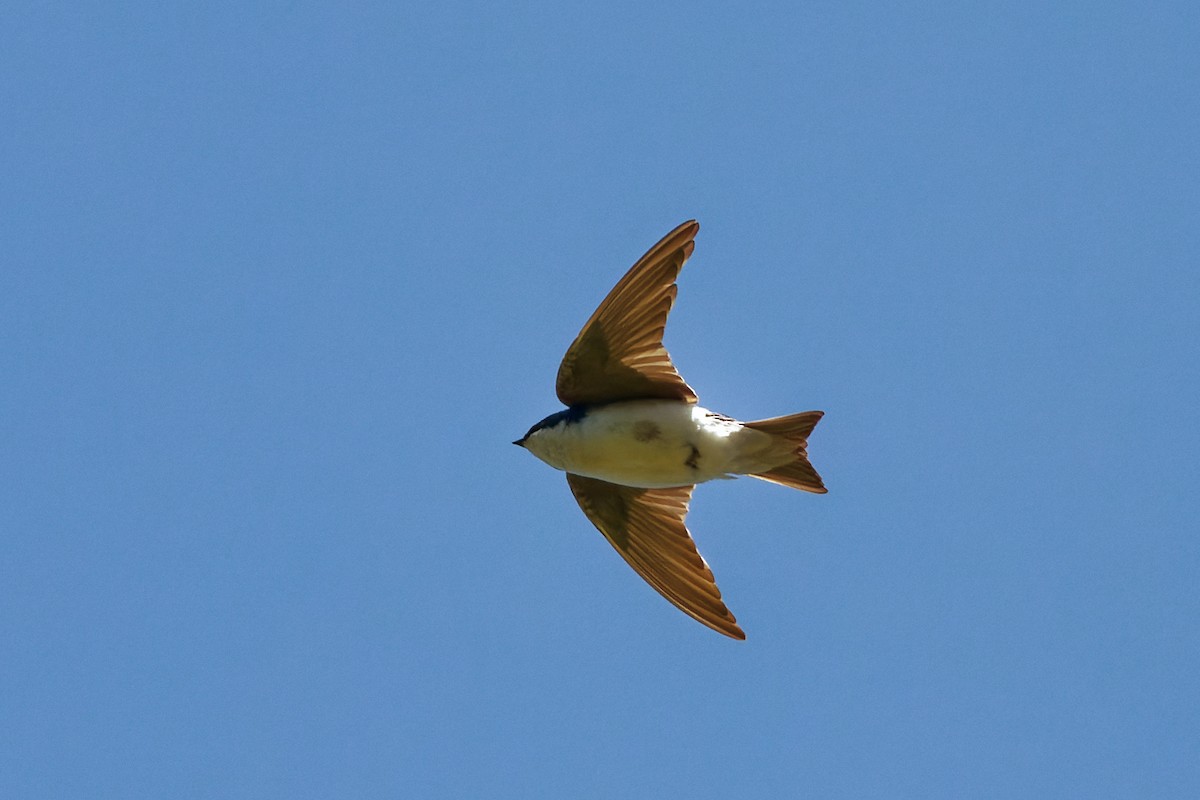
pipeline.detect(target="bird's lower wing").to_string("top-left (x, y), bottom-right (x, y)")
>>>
top-left (565, 473), bottom-right (744, 639)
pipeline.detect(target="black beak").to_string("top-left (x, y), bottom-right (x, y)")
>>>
top-left (512, 439), bottom-right (525, 447)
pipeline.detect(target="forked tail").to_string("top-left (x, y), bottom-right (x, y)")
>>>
top-left (743, 411), bottom-right (827, 494)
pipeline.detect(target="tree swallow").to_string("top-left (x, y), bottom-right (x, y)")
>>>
top-left (514, 220), bottom-right (826, 639)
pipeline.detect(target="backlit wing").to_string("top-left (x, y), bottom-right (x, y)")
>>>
top-left (555, 221), bottom-right (700, 406)
top-left (565, 472), bottom-right (744, 639)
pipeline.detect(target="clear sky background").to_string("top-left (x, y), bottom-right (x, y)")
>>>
top-left (3, 2), bottom-right (1198, 798)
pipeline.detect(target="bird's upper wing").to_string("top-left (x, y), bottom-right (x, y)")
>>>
top-left (565, 472), bottom-right (744, 639)
top-left (555, 221), bottom-right (700, 407)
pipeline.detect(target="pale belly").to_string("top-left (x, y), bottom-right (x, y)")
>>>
top-left (547, 401), bottom-right (771, 488)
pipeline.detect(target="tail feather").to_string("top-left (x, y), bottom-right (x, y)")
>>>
top-left (743, 411), bottom-right (827, 494)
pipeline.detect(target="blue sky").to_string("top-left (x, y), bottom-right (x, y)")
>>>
top-left (3, 2), bottom-right (1198, 797)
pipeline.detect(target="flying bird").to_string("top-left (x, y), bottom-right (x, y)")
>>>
top-left (514, 220), bottom-right (826, 639)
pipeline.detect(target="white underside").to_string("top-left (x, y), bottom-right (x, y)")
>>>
top-left (523, 400), bottom-right (790, 488)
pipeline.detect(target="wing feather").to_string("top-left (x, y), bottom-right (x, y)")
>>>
top-left (565, 473), bottom-right (745, 639)
top-left (556, 221), bottom-right (700, 406)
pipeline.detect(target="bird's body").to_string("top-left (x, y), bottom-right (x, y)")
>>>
top-left (514, 220), bottom-right (827, 639)
top-left (523, 400), bottom-right (787, 489)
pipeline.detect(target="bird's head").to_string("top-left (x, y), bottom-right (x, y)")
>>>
top-left (513, 407), bottom-right (585, 468)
